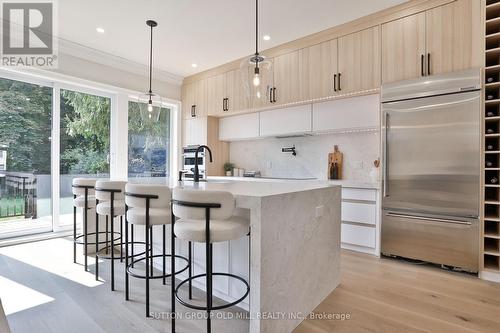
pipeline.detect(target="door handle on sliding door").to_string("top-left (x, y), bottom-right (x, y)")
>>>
top-left (383, 112), bottom-right (389, 197)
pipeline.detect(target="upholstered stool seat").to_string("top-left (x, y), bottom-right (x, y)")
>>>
top-left (73, 195), bottom-right (96, 208)
top-left (124, 183), bottom-right (190, 318)
top-left (171, 188), bottom-right (250, 333)
top-left (174, 216), bottom-right (249, 243)
top-left (96, 200), bottom-right (126, 216)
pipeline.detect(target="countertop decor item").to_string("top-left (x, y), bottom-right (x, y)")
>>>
top-left (328, 145), bottom-right (343, 180)
top-left (223, 162), bottom-right (235, 176)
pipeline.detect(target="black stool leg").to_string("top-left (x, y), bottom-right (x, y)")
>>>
top-left (188, 241), bottom-right (193, 300)
top-left (106, 215), bottom-right (109, 254)
top-left (171, 209), bottom-right (176, 333)
top-left (125, 205), bottom-right (130, 301)
top-left (163, 224), bottom-right (166, 285)
top-left (205, 207), bottom-right (212, 333)
top-left (95, 199), bottom-right (99, 281)
top-left (120, 216), bottom-right (123, 263)
top-left (150, 226), bottom-right (154, 276)
top-left (84, 188), bottom-right (88, 272)
top-left (110, 192), bottom-right (115, 291)
top-left (131, 225), bottom-right (135, 268)
top-left (73, 195), bottom-right (77, 264)
top-left (145, 199), bottom-right (151, 317)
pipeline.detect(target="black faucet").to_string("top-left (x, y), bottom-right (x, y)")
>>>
top-left (194, 145), bottom-right (213, 183)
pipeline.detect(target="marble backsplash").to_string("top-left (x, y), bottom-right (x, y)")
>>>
top-left (229, 131), bottom-right (381, 183)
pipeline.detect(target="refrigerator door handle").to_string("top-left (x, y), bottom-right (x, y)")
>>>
top-left (385, 212), bottom-right (473, 226)
top-left (383, 112), bottom-right (389, 197)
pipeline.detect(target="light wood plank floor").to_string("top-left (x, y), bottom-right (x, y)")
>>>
top-left (1, 238), bottom-right (500, 333)
top-left (295, 251), bottom-right (500, 333)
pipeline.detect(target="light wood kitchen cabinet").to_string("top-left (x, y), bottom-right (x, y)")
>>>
top-left (425, 0), bottom-right (480, 76)
top-left (300, 39), bottom-right (338, 100)
top-left (207, 69), bottom-right (249, 115)
top-left (381, 12), bottom-right (426, 84)
top-left (181, 79), bottom-right (207, 119)
top-left (272, 50), bottom-right (302, 105)
top-left (382, 0), bottom-right (480, 83)
top-left (338, 27), bottom-right (381, 93)
top-left (250, 58), bottom-right (274, 109)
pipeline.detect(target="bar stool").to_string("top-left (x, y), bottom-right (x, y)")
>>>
top-left (124, 183), bottom-right (190, 317)
top-left (72, 178), bottom-right (98, 272)
top-left (95, 180), bottom-right (129, 291)
top-left (171, 188), bottom-right (250, 333)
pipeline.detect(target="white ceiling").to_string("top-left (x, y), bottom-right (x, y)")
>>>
top-left (58, 0), bottom-right (407, 78)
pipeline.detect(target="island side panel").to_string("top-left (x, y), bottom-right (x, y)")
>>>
top-left (258, 186), bottom-right (341, 333)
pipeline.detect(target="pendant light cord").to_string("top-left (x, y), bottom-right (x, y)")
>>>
top-left (255, 0), bottom-right (259, 68)
top-left (149, 24), bottom-right (153, 94)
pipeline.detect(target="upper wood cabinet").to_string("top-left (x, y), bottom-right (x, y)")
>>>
top-left (425, 0), bottom-right (481, 76)
top-left (338, 26), bottom-right (381, 93)
top-left (182, 79), bottom-right (207, 119)
top-left (207, 69), bottom-right (249, 115)
top-left (382, 0), bottom-right (480, 83)
top-left (272, 50), bottom-right (302, 105)
top-left (300, 39), bottom-right (338, 100)
top-left (250, 59), bottom-right (274, 109)
top-left (381, 12), bottom-right (426, 84)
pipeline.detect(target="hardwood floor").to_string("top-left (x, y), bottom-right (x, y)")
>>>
top-left (1, 238), bottom-right (500, 333)
top-left (295, 251), bottom-right (500, 333)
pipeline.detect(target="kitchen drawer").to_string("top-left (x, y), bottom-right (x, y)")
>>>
top-left (342, 188), bottom-right (377, 202)
top-left (342, 202), bottom-right (376, 225)
top-left (341, 223), bottom-right (376, 248)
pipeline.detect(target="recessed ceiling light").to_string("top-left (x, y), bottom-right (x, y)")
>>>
top-left (191, 63), bottom-right (198, 68)
top-left (263, 35), bottom-right (271, 41)
top-left (96, 27), bottom-right (105, 34)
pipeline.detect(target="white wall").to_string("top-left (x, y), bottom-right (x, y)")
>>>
top-left (48, 53), bottom-right (181, 100)
top-left (229, 131), bottom-right (380, 183)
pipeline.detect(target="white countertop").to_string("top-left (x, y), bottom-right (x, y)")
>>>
top-left (177, 178), bottom-right (338, 198)
top-left (206, 176), bottom-right (380, 190)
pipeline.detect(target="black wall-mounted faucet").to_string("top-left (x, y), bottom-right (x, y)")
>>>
top-left (282, 145), bottom-right (297, 156)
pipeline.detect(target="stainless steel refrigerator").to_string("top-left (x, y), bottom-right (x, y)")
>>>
top-left (381, 68), bottom-right (481, 272)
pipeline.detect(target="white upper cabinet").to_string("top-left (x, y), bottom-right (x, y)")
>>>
top-left (219, 113), bottom-right (260, 141)
top-left (312, 94), bottom-right (380, 133)
top-left (259, 104), bottom-right (312, 137)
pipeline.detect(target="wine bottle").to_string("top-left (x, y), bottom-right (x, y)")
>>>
top-left (488, 77), bottom-right (495, 83)
top-left (491, 177), bottom-right (498, 184)
top-left (487, 128), bottom-right (496, 134)
top-left (487, 111), bottom-right (495, 117)
top-left (487, 144), bottom-right (495, 150)
top-left (488, 94), bottom-right (495, 100)
top-left (332, 162), bottom-right (339, 180)
top-left (487, 161), bottom-right (494, 167)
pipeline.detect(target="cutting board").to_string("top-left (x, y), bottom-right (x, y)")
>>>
top-left (328, 145), bottom-right (343, 179)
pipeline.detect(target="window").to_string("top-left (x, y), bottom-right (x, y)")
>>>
top-left (127, 101), bottom-right (171, 183)
top-left (0, 77), bottom-right (53, 238)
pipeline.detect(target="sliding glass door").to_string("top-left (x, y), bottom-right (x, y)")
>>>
top-left (58, 89), bottom-right (111, 226)
top-left (0, 77), bottom-right (53, 238)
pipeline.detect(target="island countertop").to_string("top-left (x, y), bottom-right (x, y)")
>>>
top-left (171, 178), bottom-right (342, 333)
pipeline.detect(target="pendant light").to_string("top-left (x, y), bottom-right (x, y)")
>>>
top-left (138, 19), bottom-right (162, 122)
top-left (240, 0), bottom-right (272, 103)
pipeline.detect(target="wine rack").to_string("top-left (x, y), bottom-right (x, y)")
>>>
top-left (484, 0), bottom-right (500, 273)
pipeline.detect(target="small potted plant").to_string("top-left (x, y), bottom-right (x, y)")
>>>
top-left (223, 162), bottom-right (235, 177)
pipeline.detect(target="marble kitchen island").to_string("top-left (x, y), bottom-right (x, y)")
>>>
top-left (175, 179), bottom-right (342, 333)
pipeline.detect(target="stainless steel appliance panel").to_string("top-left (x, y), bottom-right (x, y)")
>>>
top-left (382, 91), bottom-right (480, 218)
top-left (381, 210), bottom-right (479, 271)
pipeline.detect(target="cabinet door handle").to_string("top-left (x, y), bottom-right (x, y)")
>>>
top-left (421, 54), bottom-right (425, 76)
top-left (427, 53), bottom-right (431, 76)
top-left (273, 87), bottom-right (277, 103)
top-left (333, 74), bottom-right (337, 92)
top-left (338, 73), bottom-right (341, 91)
top-left (225, 98), bottom-right (229, 111)
top-left (269, 87), bottom-right (273, 103)
top-left (222, 98), bottom-right (226, 111)
top-left (191, 105), bottom-right (196, 117)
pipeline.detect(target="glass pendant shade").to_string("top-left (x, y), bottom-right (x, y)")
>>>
top-left (240, 56), bottom-right (273, 103)
top-left (137, 92), bottom-right (162, 123)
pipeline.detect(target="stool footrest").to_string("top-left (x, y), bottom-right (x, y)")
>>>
top-left (73, 231), bottom-right (121, 245)
top-left (96, 241), bottom-right (147, 260)
top-left (175, 273), bottom-right (249, 311)
top-left (126, 254), bottom-right (189, 280)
